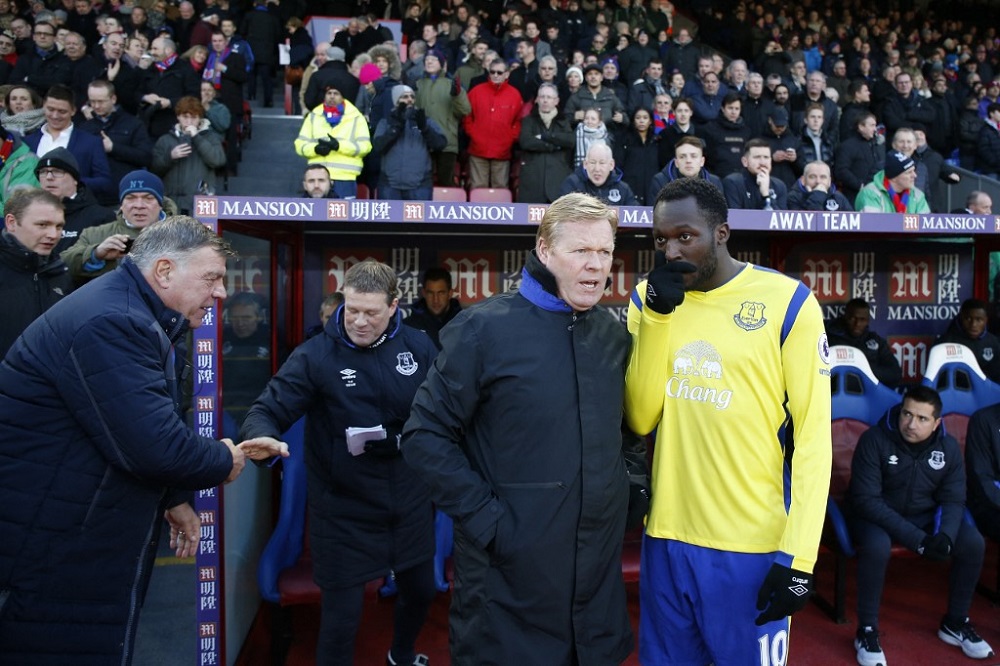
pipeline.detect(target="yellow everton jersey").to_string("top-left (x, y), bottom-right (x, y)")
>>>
top-left (625, 263), bottom-right (832, 572)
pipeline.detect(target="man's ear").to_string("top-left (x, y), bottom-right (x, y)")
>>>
top-left (152, 257), bottom-right (174, 288)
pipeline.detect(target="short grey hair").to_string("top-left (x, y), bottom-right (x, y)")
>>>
top-left (130, 215), bottom-right (235, 270)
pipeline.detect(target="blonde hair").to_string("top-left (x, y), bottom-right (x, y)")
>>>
top-left (537, 192), bottom-right (618, 246)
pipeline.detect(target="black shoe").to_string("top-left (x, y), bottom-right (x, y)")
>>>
top-left (855, 626), bottom-right (886, 666)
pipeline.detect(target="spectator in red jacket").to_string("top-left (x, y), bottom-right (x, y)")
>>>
top-left (463, 60), bottom-right (522, 190)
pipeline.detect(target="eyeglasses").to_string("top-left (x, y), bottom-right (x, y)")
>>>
top-left (37, 168), bottom-right (67, 178)
top-left (489, 70), bottom-right (506, 76)
top-left (34, 30), bottom-right (54, 36)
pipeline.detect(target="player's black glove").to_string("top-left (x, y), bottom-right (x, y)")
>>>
top-left (364, 427), bottom-right (402, 458)
top-left (644, 252), bottom-right (695, 315)
top-left (414, 108), bottom-right (427, 130)
top-left (918, 532), bottom-right (953, 561)
top-left (754, 563), bottom-right (814, 626)
top-left (314, 139), bottom-right (333, 156)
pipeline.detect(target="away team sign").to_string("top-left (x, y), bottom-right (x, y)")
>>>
top-left (194, 196), bottom-right (1000, 234)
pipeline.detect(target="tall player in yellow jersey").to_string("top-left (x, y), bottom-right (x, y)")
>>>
top-left (625, 178), bottom-right (832, 665)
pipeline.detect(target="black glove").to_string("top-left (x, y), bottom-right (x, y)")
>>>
top-left (451, 76), bottom-right (461, 97)
top-left (625, 479), bottom-right (650, 531)
top-left (326, 137), bottom-right (339, 152)
top-left (918, 532), bottom-right (953, 561)
top-left (644, 252), bottom-right (696, 315)
top-left (314, 139), bottom-right (333, 156)
top-left (754, 563), bottom-right (814, 626)
top-left (414, 108), bottom-right (427, 130)
top-left (392, 101), bottom-right (407, 120)
top-left (363, 427), bottom-right (402, 458)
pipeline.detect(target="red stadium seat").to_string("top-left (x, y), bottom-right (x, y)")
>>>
top-left (468, 187), bottom-right (513, 203)
top-left (432, 187), bottom-right (468, 202)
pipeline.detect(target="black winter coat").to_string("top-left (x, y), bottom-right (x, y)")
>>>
top-left (139, 60), bottom-right (201, 138)
top-left (825, 320), bottom-right (899, 386)
top-left (700, 115), bottom-right (752, 177)
top-left (403, 297), bottom-right (462, 349)
top-left (0, 259), bottom-right (233, 663)
top-left (240, 7), bottom-right (282, 66)
top-left (558, 164), bottom-right (639, 205)
top-left (964, 404), bottom-right (1000, 524)
top-left (932, 317), bottom-right (1000, 383)
top-left (80, 109), bottom-right (155, 206)
top-left (787, 179), bottom-right (853, 211)
top-left (723, 170), bottom-right (789, 210)
top-left (56, 185), bottom-right (116, 255)
top-left (881, 91), bottom-right (937, 138)
top-left (834, 131), bottom-right (885, 204)
top-left (8, 48), bottom-right (73, 96)
top-left (403, 253), bottom-right (634, 665)
top-left (618, 128), bottom-right (660, 205)
top-left (517, 110), bottom-right (574, 203)
top-left (958, 109), bottom-right (984, 170)
top-left (976, 122), bottom-right (1000, 175)
top-left (649, 160), bottom-right (724, 200)
top-left (303, 61), bottom-right (360, 114)
top-left (848, 405), bottom-right (966, 551)
top-left (241, 310), bottom-right (438, 588)
top-left (0, 231), bottom-right (72, 357)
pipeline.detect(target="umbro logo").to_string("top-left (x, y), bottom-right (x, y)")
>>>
top-left (340, 368), bottom-right (357, 387)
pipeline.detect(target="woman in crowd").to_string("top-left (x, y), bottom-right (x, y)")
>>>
top-left (200, 81), bottom-right (231, 140)
top-left (151, 95), bottom-right (226, 214)
top-left (182, 44), bottom-right (209, 77)
top-left (618, 107), bottom-right (660, 205)
top-left (0, 85), bottom-right (43, 136)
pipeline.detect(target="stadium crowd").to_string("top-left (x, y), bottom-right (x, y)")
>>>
top-left (0, 0), bottom-right (991, 217)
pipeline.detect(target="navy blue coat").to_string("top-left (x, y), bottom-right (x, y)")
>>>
top-left (25, 127), bottom-right (114, 201)
top-left (241, 309), bottom-right (438, 588)
top-left (0, 259), bottom-right (233, 663)
top-left (848, 405), bottom-right (966, 551)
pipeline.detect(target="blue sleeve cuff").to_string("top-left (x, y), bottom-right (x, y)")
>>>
top-left (83, 249), bottom-right (107, 272)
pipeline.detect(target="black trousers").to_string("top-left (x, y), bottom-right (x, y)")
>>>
top-left (316, 557), bottom-right (436, 665)
top-left (852, 512), bottom-right (984, 628)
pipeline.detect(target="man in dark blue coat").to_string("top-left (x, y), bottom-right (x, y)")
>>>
top-left (24, 85), bottom-right (115, 202)
top-left (240, 260), bottom-right (438, 666)
top-left (848, 386), bottom-right (994, 665)
top-left (0, 216), bottom-right (285, 664)
top-left (403, 193), bottom-right (641, 665)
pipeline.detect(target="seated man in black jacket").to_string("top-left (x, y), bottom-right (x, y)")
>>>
top-left (403, 266), bottom-right (461, 350)
top-left (788, 161), bottom-right (854, 213)
top-left (722, 138), bottom-right (787, 210)
top-left (932, 298), bottom-right (1000, 383)
top-left (825, 297), bottom-right (900, 387)
top-left (848, 386), bottom-right (993, 666)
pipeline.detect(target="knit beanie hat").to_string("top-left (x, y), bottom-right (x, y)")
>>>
top-left (392, 84), bottom-right (415, 105)
top-left (884, 151), bottom-right (915, 179)
top-left (35, 147), bottom-right (80, 182)
top-left (120, 169), bottom-right (165, 204)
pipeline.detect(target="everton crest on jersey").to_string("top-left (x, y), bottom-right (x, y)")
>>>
top-left (733, 301), bottom-right (767, 331)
